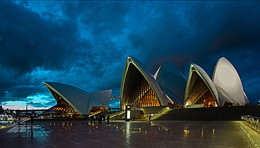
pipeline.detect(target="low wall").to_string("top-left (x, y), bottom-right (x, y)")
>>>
top-left (153, 105), bottom-right (260, 121)
top-left (141, 106), bottom-right (168, 114)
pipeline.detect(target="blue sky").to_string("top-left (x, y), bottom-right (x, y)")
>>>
top-left (0, 1), bottom-right (259, 109)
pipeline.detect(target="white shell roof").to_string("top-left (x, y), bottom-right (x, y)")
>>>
top-left (44, 82), bottom-right (112, 114)
top-left (215, 84), bottom-right (234, 106)
top-left (153, 65), bottom-right (162, 80)
top-left (184, 64), bottom-right (219, 106)
top-left (44, 82), bottom-right (91, 114)
top-left (90, 89), bottom-right (112, 109)
top-left (156, 62), bottom-right (186, 105)
top-left (121, 56), bottom-right (168, 106)
top-left (213, 57), bottom-right (249, 105)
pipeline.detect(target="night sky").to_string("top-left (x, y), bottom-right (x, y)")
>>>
top-left (0, 1), bottom-right (259, 109)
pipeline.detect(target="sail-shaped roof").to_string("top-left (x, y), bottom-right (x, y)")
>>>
top-left (44, 82), bottom-right (91, 114)
top-left (44, 82), bottom-right (112, 114)
top-left (184, 57), bottom-right (250, 107)
top-left (90, 89), bottom-right (112, 109)
top-left (121, 57), bottom-right (168, 107)
top-left (156, 62), bottom-right (186, 105)
top-left (213, 57), bottom-right (249, 106)
top-left (184, 64), bottom-right (219, 106)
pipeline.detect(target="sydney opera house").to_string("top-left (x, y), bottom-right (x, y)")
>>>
top-left (43, 82), bottom-right (112, 117)
top-left (120, 56), bottom-right (249, 110)
top-left (43, 56), bottom-right (250, 119)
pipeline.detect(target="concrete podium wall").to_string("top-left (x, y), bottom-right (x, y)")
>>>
top-left (153, 105), bottom-right (260, 121)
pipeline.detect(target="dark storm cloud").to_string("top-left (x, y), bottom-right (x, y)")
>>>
top-left (0, 2), bottom-right (80, 74)
top-left (8, 85), bottom-right (45, 98)
top-left (0, 1), bottom-right (91, 98)
top-left (62, 1), bottom-right (128, 69)
top-left (128, 2), bottom-right (260, 69)
top-left (0, 68), bottom-right (15, 97)
top-left (0, 1), bottom-right (259, 107)
top-left (0, 1), bottom-right (128, 103)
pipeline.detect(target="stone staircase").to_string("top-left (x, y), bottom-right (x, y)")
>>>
top-left (110, 111), bottom-right (125, 120)
top-left (150, 107), bottom-right (172, 120)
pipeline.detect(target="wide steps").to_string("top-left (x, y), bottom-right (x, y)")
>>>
top-left (110, 111), bottom-right (125, 119)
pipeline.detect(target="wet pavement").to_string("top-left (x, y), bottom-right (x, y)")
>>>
top-left (0, 120), bottom-right (256, 148)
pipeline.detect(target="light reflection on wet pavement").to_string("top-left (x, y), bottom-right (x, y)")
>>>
top-left (0, 120), bottom-right (250, 147)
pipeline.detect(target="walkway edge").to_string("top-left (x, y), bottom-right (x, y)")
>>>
top-left (240, 121), bottom-right (260, 148)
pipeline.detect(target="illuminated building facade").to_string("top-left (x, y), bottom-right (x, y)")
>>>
top-left (44, 56), bottom-right (250, 118)
top-left (120, 57), bottom-right (186, 109)
top-left (44, 82), bottom-right (111, 117)
top-left (185, 57), bottom-right (249, 108)
top-left (184, 64), bottom-right (219, 108)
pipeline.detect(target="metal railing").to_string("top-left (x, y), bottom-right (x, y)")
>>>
top-left (241, 115), bottom-right (260, 133)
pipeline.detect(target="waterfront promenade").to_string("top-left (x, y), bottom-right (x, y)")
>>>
top-left (0, 120), bottom-right (258, 148)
